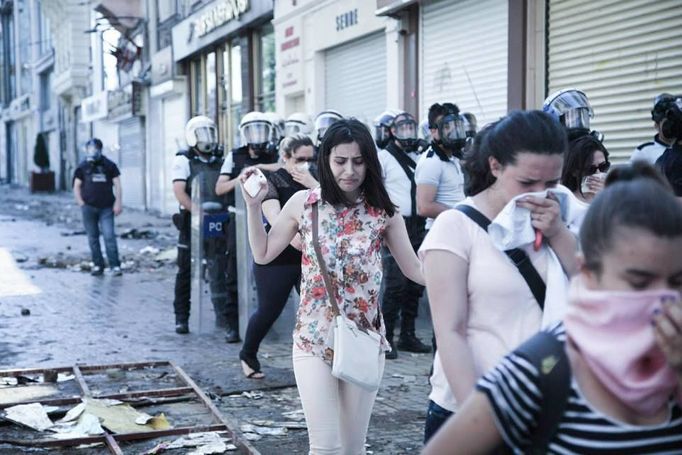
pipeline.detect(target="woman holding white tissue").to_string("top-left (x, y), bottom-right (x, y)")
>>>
top-left (421, 110), bottom-right (579, 442)
top-left (422, 166), bottom-right (682, 454)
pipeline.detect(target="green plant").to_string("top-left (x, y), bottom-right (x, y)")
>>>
top-left (34, 132), bottom-right (50, 172)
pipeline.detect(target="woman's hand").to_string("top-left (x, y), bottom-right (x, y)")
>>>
top-left (653, 296), bottom-right (682, 377)
top-left (239, 167), bottom-right (268, 207)
top-left (516, 193), bottom-right (564, 239)
top-left (584, 174), bottom-right (606, 195)
top-left (291, 167), bottom-right (318, 189)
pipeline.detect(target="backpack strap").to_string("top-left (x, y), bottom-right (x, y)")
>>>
top-left (455, 205), bottom-right (546, 309)
top-left (513, 330), bottom-right (571, 453)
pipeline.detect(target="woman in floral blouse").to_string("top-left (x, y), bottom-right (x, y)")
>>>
top-left (240, 118), bottom-right (424, 454)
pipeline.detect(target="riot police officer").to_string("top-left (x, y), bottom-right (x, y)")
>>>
top-left (284, 112), bottom-right (314, 137)
top-left (171, 116), bottom-right (229, 335)
top-left (378, 111), bottom-right (430, 357)
top-left (215, 111), bottom-right (279, 342)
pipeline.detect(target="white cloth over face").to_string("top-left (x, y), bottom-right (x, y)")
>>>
top-left (487, 185), bottom-right (577, 327)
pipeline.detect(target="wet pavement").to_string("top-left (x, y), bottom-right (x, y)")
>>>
top-left (0, 185), bottom-right (433, 454)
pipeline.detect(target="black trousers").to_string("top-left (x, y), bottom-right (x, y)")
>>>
top-left (172, 212), bottom-right (234, 325)
top-left (224, 212), bottom-right (239, 323)
top-left (241, 262), bottom-right (301, 357)
top-left (381, 216), bottom-right (426, 336)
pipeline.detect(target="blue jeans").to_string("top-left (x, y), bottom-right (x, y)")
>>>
top-left (81, 205), bottom-right (120, 268)
top-left (423, 400), bottom-right (454, 443)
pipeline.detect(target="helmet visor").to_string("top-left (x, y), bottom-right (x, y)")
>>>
top-left (393, 119), bottom-right (418, 140)
top-left (195, 126), bottom-right (217, 144)
top-left (284, 121), bottom-right (303, 136)
top-left (440, 115), bottom-right (466, 142)
top-left (550, 91), bottom-right (593, 116)
top-left (563, 108), bottom-right (592, 130)
top-left (315, 115), bottom-right (340, 133)
top-left (242, 122), bottom-right (271, 144)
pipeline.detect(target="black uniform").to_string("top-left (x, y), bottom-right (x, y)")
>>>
top-left (220, 146), bottom-right (277, 326)
top-left (172, 151), bottom-right (230, 327)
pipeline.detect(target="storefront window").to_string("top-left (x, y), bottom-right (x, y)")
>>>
top-left (206, 51), bottom-right (217, 123)
top-left (191, 58), bottom-right (204, 116)
top-left (230, 42), bottom-right (242, 148)
top-left (256, 24), bottom-right (275, 113)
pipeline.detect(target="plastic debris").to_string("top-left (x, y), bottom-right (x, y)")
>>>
top-left (240, 423), bottom-right (288, 436)
top-left (142, 432), bottom-right (236, 454)
top-left (241, 391), bottom-right (263, 400)
top-left (139, 246), bottom-right (160, 255)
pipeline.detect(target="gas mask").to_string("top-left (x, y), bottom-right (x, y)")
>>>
top-left (193, 126), bottom-right (219, 156)
top-left (436, 113), bottom-right (467, 157)
top-left (85, 145), bottom-right (102, 162)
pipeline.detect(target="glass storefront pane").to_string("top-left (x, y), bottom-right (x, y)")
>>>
top-left (206, 51), bottom-right (216, 123)
top-left (230, 42), bottom-right (242, 149)
top-left (257, 24), bottom-right (275, 112)
top-left (192, 58), bottom-right (204, 116)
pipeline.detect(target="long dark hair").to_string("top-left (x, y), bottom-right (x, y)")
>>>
top-left (561, 135), bottom-right (609, 193)
top-left (317, 118), bottom-right (396, 216)
top-left (580, 163), bottom-right (682, 274)
top-left (464, 110), bottom-right (568, 196)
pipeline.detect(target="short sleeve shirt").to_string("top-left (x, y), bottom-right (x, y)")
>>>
top-left (414, 147), bottom-right (465, 229)
top-left (477, 323), bottom-right (682, 454)
top-left (418, 199), bottom-right (548, 412)
top-left (73, 157), bottom-right (120, 208)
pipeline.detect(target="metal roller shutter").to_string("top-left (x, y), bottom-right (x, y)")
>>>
top-left (421, 0), bottom-right (508, 127)
top-left (118, 117), bottom-right (146, 209)
top-left (325, 32), bottom-right (387, 126)
top-left (547, 0), bottom-right (682, 162)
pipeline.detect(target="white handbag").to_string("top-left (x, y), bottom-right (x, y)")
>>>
top-left (312, 203), bottom-right (383, 392)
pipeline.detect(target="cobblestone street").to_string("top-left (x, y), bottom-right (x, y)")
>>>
top-left (0, 186), bottom-right (433, 454)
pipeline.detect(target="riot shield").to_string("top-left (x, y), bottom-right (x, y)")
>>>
top-left (190, 173), bottom-right (230, 334)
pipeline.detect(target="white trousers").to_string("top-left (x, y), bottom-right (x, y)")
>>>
top-left (292, 345), bottom-right (385, 455)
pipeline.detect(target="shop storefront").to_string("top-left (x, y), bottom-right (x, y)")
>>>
top-left (546, 0), bottom-right (682, 161)
top-left (274, 0), bottom-right (395, 126)
top-left (172, 0), bottom-right (275, 150)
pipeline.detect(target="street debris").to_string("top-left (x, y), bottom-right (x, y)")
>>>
top-left (0, 384), bottom-right (59, 405)
top-left (20, 308), bottom-right (31, 316)
top-left (83, 397), bottom-right (171, 434)
top-left (281, 409), bottom-right (306, 421)
top-left (251, 419), bottom-right (307, 430)
top-left (139, 246), bottom-right (160, 255)
top-left (121, 228), bottom-right (157, 239)
top-left (154, 248), bottom-right (177, 262)
top-left (240, 423), bottom-right (288, 436)
top-left (240, 391), bottom-right (263, 400)
top-left (142, 432), bottom-right (237, 454)
top-left (4, 403), bottom-right (55, 431)
top-left (60, 230), bottom-right (86, 237)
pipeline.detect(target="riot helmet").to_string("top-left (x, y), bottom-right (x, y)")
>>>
top-left (239, 111), bottom-right (273, 156)
top-left (285, 112), bottom-right (314, 136)
top-left (390, 112), bottom-right (419, 152)
top-left (314, 110), bottom-right (343, 143)
top-left (185, 116), bottom-right (219, 155)
top-left (373, 110), bottom-right (398, 150)
top-left (85, 138), bottom-right (103, 162)
top-left (652, 93), bottom-right (676, 123)
top-left (543, 88), bottom-right (594, 136)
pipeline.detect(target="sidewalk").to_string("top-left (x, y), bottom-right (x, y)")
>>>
top-left (0, 185), bottom-right (434, 454)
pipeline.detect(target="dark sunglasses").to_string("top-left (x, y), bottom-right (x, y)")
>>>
top-left (586, 161), bottom-right (610, 175)
top-left (294, 157), bottom-right (316, 163)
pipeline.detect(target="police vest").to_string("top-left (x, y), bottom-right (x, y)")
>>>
top-left (178, 151), bottom-right (226, 206)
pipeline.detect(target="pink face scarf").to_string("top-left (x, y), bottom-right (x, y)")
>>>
top-left (564, 278), bottom-right (680, 416)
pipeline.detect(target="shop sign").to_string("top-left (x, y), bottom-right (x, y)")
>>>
top-left (336, 9), bottom-right (358, 31)
top-left (195, 0), bottom-right (250, 38)
top-left (278, 17), bottom-right (303, 94)
top-left (81, 91), bottom-right (109, 123)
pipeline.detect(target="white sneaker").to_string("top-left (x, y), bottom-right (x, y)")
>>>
top-left (112, 266), bottom-right (122, 276)
top-left (90, 266), bottom-right (104, 276)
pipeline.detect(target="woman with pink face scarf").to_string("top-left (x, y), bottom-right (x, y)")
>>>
top-left (422, 164), bottom-right (682, 454)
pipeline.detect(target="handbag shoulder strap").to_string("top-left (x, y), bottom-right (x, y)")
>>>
top-left (311, 202), bottom-right (341, 317)
top-left (455, 205), bottom-right (546, 309)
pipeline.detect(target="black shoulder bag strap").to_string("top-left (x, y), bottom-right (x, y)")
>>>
top-left (385, 146), bottom-right (418, 217)
top-left (455, 205), bottom-right (546, 309)
top-left (513, 330), bottom-right (571, 453)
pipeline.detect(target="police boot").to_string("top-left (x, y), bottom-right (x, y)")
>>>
top-left (385, 322), bottom-right (398, 360)
top-left (225, 318), bottom-right (240, 344)
top-left (397, 319), bottom-right (431, 353)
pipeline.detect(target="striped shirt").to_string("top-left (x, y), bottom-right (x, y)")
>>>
top-left (477, 323), bottom-right (682, 454)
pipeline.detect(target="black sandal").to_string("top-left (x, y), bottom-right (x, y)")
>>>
top-left (239, 351), bottom-right (264, 379)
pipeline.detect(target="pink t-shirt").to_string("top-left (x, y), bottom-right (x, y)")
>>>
top-left (419, 199), bottom-right (548, 412)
